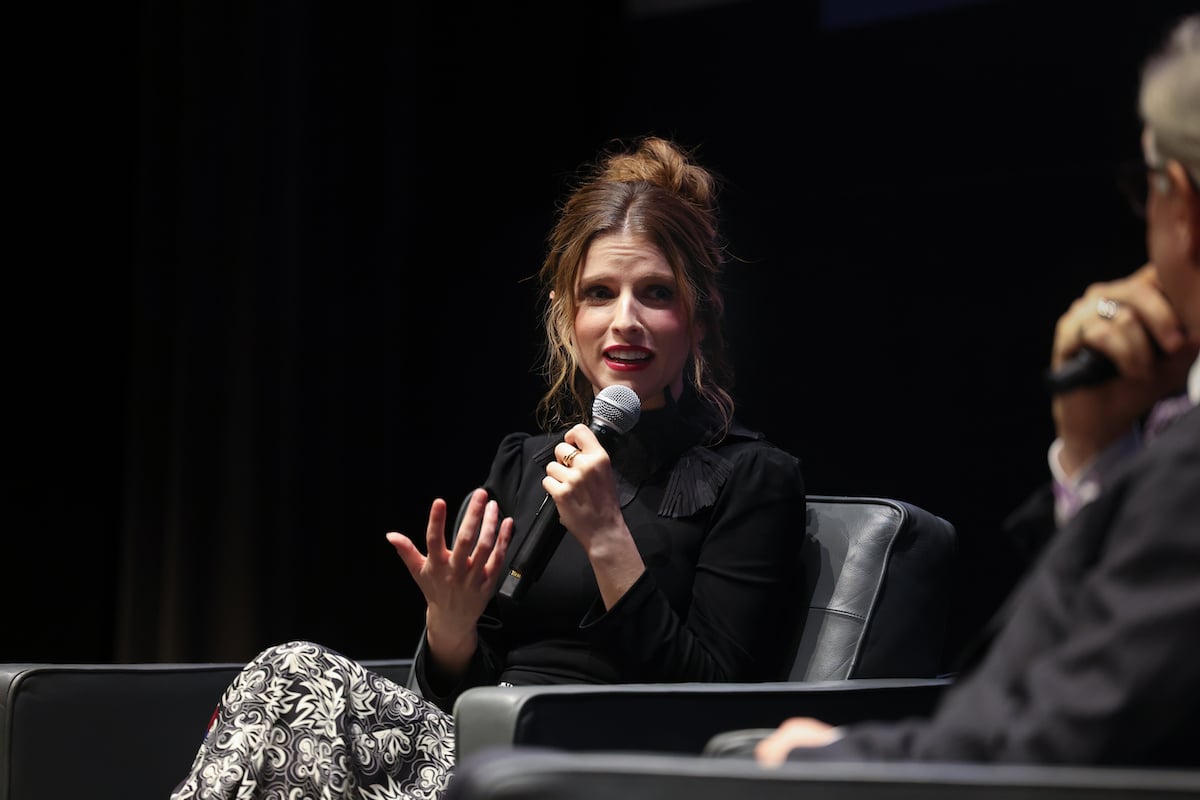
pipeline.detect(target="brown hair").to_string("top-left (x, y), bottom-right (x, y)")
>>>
top-left (535, 136), bottom-right (735, 441)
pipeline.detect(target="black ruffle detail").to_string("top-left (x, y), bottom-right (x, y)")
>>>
top-left (659, 445), bottom-right (734, 518)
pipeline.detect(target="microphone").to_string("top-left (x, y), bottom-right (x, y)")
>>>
top-left (1044, 347), bottom-right (1119, 395)
top-left (498, 384), bottom-right (642, 602)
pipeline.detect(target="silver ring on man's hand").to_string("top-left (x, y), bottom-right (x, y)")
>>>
top-left (563, 448), bottom-right (580, 467)
top-left (1096, 297), bottom-right (1121, 320)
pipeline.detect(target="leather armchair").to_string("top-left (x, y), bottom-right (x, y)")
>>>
top-left (445, 748), bottom-right (1200, 800)
top-left (0, 659), bottom-right (411, 800)
top-left (449, 494), bottom-right (958, 762)
top-left (414, 493), bottom-right (957, 687)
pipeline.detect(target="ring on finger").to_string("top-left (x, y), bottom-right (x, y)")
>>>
top-left (1096, 297), bottom-right (1121, 321)
top-left (562, 448), bottom-right (580, 467)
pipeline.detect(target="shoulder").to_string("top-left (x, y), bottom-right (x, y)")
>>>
top-left (1120, 405), bottom-right (1200, 504)
top-left (1075, 405), bottom-right (1200, 556)
top-left (483, 431), bottom-right (561, 513)
top-left (491, 429), bottom-right (567, 455)
top-left (711, 424), bottom-right (805, 507)
top-left (660, 422), bottom-right (803, 518)
top-left (489, 431), bottom-right (531, 463)
top-left (487, 430), bottom-right (572, 480)
top-left (1148, 403), bottom-right (1200, 461)
top-left (1121, 405), bottom-right (1199, 487)
top-left (711, 422), bottom-right (803, 476)
top-left (486, 430), bottom-right (566, 475)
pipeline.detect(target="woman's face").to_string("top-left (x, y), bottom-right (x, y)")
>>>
top-left (573, 232), bottom-right (700, 411)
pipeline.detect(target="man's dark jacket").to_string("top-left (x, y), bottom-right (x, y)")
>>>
top-left (794, 405), bottom-right (1200, 767)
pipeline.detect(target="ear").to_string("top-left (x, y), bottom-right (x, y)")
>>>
top-left (549, 290), bottom-right (556, 302)
top-left (1166, 161), bottom-right (1200, 264)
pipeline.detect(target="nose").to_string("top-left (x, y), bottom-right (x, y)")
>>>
top-left (611, 291), bottom-right (644, 335)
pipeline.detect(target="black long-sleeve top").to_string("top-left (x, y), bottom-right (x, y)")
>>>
top-left (415, 392), bottom-right (806, 712)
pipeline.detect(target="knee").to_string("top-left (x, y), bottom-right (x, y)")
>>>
top-left (252, 640), bottom-right (336, 669)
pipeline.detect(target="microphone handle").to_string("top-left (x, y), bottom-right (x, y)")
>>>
top-left (1044, 346), bottom-right (1118, 395)
top-left (497, 493), bottom-right (564, 601)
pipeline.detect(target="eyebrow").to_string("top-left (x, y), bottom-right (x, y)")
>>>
top-left (578, 266), bottom-right (676, 282)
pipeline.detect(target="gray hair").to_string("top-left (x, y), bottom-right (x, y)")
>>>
top-left (1140, 14), bottom-right (1200, 184)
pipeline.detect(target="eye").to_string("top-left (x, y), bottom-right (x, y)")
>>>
top-left (644, 284), bottom-right (675, 304)
top-left (580, 284), bottom-right (614, 303)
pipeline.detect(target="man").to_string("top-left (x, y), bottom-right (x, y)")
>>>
top-left (756, 13), bottom-right (1200, 768)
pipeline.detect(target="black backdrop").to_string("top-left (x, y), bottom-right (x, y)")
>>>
top-left (7, 0), bottom-right (1194, 668)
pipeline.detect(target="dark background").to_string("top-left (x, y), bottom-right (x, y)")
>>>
top-left (7, 0), bottom-right (1193, 668)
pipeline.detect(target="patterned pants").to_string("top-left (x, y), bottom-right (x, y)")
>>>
top-left (170, 641), bottom-right (456, 800)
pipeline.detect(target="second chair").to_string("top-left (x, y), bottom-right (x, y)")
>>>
top-left (450, 494), bottom-right (959, 761)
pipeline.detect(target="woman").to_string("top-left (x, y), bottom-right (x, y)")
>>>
top-left (170, 135), bottom-right (806, 799)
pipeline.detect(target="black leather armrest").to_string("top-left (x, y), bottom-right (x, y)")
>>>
top-left (447, 748), bottom-right (1200, 800)
top-left (1, 659), bottom-right (411, 800)
top-left (452, 677), bottom-right (950, 763)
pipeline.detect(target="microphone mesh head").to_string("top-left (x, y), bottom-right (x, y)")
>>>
top-left (592, 385), bottom-right (641, 434)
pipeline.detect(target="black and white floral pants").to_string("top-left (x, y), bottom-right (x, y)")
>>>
top-left (170, 641), bottom-right (456, 800)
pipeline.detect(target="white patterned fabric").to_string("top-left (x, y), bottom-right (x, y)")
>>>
top-left (170, 641), bottom-right (456, 800)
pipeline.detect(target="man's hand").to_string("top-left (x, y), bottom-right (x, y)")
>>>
top-left (754, 717), bottom-right (842, 767)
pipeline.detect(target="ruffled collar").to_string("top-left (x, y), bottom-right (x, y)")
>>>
top-left (532, 388), bottom-right (762, 519)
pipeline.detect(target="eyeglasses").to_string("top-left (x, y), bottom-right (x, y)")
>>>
top-left (1116, 159), bottom-right (1165, 219)
top-left (1118, 158), bottom-right (1200, 219)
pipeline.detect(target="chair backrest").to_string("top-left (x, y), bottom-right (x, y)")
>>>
top-left (791, 495), bottom-right (957, 681)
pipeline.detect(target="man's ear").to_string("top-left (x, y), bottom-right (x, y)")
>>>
top-left (1166, 161), bottom-right (1199, 263)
